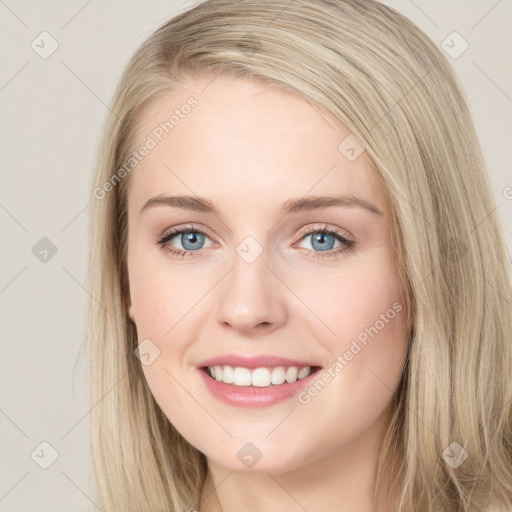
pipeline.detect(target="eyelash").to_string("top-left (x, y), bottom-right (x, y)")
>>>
top-left (155, 223), bottom-right (356, 260)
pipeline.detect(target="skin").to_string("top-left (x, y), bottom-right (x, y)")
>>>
top-left (126, 74), bottom-right (409, 512)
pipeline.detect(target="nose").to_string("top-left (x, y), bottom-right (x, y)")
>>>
top-left (215, 250), bottom-right (287, 336)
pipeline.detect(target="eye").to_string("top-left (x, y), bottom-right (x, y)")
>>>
top-left (294, 224), bottom-right (355, 259)
top-left (156, 224), bottom-right (214, 259)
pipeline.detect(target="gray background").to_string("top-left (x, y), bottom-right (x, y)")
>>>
top-left (1, 1), bottom-right (511, 511)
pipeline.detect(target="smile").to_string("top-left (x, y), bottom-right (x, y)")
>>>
top-left (204, 365), bottom-right (320, 387)
top-left (197, 365), bottom-right (322, 408)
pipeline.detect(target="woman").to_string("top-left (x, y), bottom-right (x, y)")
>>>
top-left (87, 1), bottom-right (512, 510)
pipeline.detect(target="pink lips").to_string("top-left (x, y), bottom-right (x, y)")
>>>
top-left (195, 353), bottom-right (322, 408)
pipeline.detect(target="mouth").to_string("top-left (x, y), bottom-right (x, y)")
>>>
top-left (200, 365), bottom-right (322, 388)
top-left (195, 353), bottom-right (324, 407)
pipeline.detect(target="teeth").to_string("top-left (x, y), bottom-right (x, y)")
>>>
top-left (251, 367), bottom-right (270, 387)
top-left (206, 365), bottom-right (313, 387)
top-left (222, 365), bottom-right (234, 384)
top-left (285, 367), bottom-right (298, 383)
top-left (271, 366), bottom-right (286, 385)
top-left (297, 367), bottom-right (310, 379)
top-left (234, 367), bottom-right (252, 386)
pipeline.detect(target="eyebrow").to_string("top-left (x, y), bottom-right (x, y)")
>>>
top-left (140, 194), bottom-right (384, 216)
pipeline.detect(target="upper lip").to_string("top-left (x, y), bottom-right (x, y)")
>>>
top-left (196, 354), bottom-right (322, 370)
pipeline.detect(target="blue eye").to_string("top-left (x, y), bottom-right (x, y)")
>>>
top-left (156, 223), bottom-right (355, 260)
top-left (296, 225), bottom-right (355, 259)
top-left (156, 225), bottom-right (213, 259)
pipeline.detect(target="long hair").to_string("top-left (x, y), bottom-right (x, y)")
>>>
top-left (86, 1), bottom-right (512, 510)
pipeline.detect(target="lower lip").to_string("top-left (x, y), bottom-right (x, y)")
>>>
top-left (197, 368), bottom-right (321, 408)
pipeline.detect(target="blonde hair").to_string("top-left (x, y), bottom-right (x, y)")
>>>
top-left (86, 1), bottom-right (512, 510)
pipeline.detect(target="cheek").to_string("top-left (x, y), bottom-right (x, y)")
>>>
top-left (292, 259), bottom-right (408, 439)
top-left (128, 260), bottom-right (199, 428)
top-left (338, 267), bottom-right (405, 343)
top-left (295, 252), bottom-right (408, 384)
top-left (295, 251), bottom-right (405, 339)
top-left (327, 257), bottom-right (408, 393)
top-left (128, 247), bottom-right (196, 339)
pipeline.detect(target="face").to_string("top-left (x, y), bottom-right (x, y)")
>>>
top-left (126, 74), bottom-right (409, 475)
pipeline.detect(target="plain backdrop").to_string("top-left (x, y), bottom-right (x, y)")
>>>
top-left (0, 1), bottom-right (511, 510)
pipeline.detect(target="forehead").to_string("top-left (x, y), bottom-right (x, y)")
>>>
top-left (128, 75), bottom-right (387, 215)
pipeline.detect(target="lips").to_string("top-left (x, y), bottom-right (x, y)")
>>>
top-left (197, 363), bottom-right (322, 408)
top-left (195, 353), bottom-right (323, 407)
